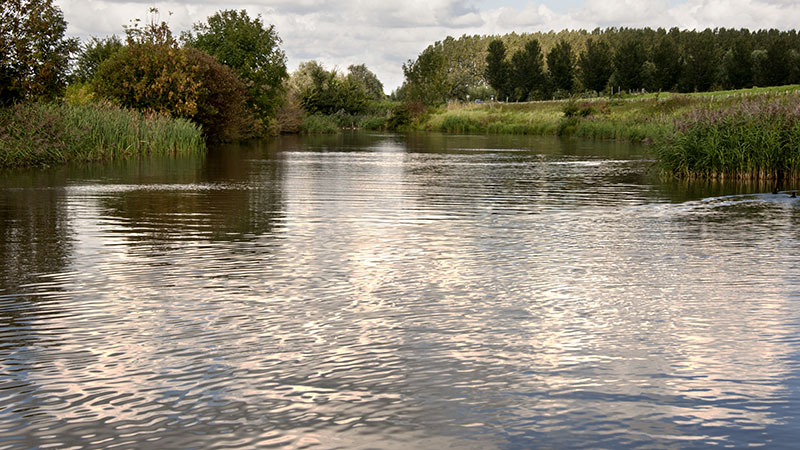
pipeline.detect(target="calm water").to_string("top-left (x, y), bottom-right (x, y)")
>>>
top-left (2, 132), bottom-right (800, 449)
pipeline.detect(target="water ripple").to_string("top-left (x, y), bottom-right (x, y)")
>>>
top-left (1, 134), bottom-right (799, 449)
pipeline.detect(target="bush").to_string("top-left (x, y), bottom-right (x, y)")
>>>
top-left (184, 48), bottom-right (256, 142)
top-left (92, 16), bottom-right (254, 142)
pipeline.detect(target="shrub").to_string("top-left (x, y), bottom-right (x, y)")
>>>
top-left (92, 15), bottom-right (254, 142)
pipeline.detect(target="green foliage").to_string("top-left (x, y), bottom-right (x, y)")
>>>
top-left (300, 114), bottom-right (339, 134)
top-left (184, 48), bottom-right (257, 142)
top-left (485, 39), bottom-right (511, 100)
top-left (294, 61), bottom-right (369, 115)
top-left (72, 36), bottom-right (123, 83)
top-left (64, 82), bottom-right (95, 105)
top-left (402, 45), bottom-right (450, 105)
top-left (92, 12), bottom-right (254, 142)
top-left (0, 102), bottom-right (204, 168)
top-left (656, 93), bottom-right (800, 179)
top-left (613, 38), bottom-right (647, 91)
top-left (511, 39), bottom-right (547, 101)
top-left (724, 35), bottom-right (753, 89)
top-left (405, 27), bottom-right (800, 104)
top-left (578, 38), bottom-right (614, 93)
top-left (0, 0), bottom-right (78, 104)
top-left (763, 35), bottom-right (793, 87)
top-left (681, 29), bottom-right (721, 92)
top-left (562, 100), bottom-right (595, 118)
top-left (547, 41), bottom-right (575, 93)
top-left (347, 64), bottom-right (384, 100)
top-left (651, 35), bottom-right (682, 91)
top-left (185, 9), bottom-right (288, 121)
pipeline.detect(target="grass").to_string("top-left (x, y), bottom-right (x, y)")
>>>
top-left (0, 102), bottom-right (205, 168)
top-left (300, 114), bottom-right (340, 134)
top-left (419, 85), bottom-right (800, 180)
top-left (655, 92), bottom-right (800, 180)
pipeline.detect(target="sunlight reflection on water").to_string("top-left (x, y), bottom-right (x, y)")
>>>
top-left (1, 133), bottom-right (800, 449)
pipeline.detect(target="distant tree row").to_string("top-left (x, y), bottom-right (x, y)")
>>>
top-left (399, 28), bottom-right (800, 104)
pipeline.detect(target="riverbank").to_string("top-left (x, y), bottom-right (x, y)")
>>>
top-left (417, 85), bottom-right (800, 179)
top-left (0, 102), bottom-right (206, 168)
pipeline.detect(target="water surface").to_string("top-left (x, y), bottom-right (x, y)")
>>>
top-left (2, 132), bottom-right (800, 449)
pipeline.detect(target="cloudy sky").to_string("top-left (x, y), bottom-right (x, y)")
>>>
top-left (55, 0), bottom-right (800, 92)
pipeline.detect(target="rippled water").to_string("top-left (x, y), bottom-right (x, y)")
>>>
top-left (2, 132), bottom-right (800, 449)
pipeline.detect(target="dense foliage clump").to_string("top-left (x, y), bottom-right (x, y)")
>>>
top-left (93, 14), bottom-right (254, 142)
top-left (185, 10), bottom-right (288, 123)
top-left (0, 0), bottom-right (78, 104)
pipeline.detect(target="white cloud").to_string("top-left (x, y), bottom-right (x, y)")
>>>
top-left (55, 0), bottom-right (800, 92)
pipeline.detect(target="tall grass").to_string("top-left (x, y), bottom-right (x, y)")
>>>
top-left (656, 93), bottom-right (800, 180)
top-left (0, 102), bottom-right (205, 168)
top-left (300, 114), bottom-right (340, 134)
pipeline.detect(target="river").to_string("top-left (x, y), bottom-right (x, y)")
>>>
top-left (1, 132), bottom-right (799, 449)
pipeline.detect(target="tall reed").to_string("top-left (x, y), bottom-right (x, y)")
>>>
top-left (656, 93), bottom-right (800, 179)
top-left (0, 102), bottom-right (205, 168)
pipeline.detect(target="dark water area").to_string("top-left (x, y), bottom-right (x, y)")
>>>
top-left (2, 132), bottom-right (800, 449)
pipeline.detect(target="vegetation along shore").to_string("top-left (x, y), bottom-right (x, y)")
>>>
top-left (2, 0), bottom-right (800, 179)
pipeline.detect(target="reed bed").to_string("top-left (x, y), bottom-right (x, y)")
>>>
top-left (656, 93), bottom-right (800, 180)
top-left (0, 102), bottom-right (205, 168)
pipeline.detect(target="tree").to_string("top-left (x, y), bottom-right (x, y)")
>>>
top-left (681, 29), bottom-right (720, 92)
top-left (547, 40), bottom-right (575, 94)
top-left (347, 64), bottom-right (384, 100)
top-left (578, 38), bottom-right (614, 93)
top-left (724, 35), bottom-right (753, 89)
top-left (510, 39), bottom-right (547, 101)
top-left (0, 0), bottom-right (78, 104)
top-left (93, 11), bottom-right (254, 141)
top-left (651, 35), bottom-right (682, 91)
top-left (402, 45), bottom-right (450, 105)
top-left (186, 10), bottom-right (288, 121)
top-left (485, 39), bottom-right (511, 100)
top-left (613, 38), bottom-right (647, 91)
top-left (763, 35), bottom-right (793, 87)
top-left (72, 36), bottom-right (123, 83)
top-left (293, 61), bottom-right (368, 115)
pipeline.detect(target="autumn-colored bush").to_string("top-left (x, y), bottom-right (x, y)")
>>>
top-left (92, 16), bottom-right (254, 141)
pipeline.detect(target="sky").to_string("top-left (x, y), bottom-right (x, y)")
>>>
top-left (55, 0), bottom-right (800, 92)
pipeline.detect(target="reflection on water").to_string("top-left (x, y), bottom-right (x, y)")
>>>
top-left (1, 133), bottom-right (800, 449)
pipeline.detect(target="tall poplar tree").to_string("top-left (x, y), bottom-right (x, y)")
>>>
top-left (547, 40), bottom-right (575, 93)
top-left (578, 38), bottom-right (614, 93)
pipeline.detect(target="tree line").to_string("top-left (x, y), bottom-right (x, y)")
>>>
top-left (1, 0), bottom-right (386, 140)
top-left (399, 28), bottom-right (800, 104)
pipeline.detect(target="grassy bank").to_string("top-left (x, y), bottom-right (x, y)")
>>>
top-left (0, 102), bottom-right (205, 168)
top-left (419, 85), bottom-right (800, 180)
